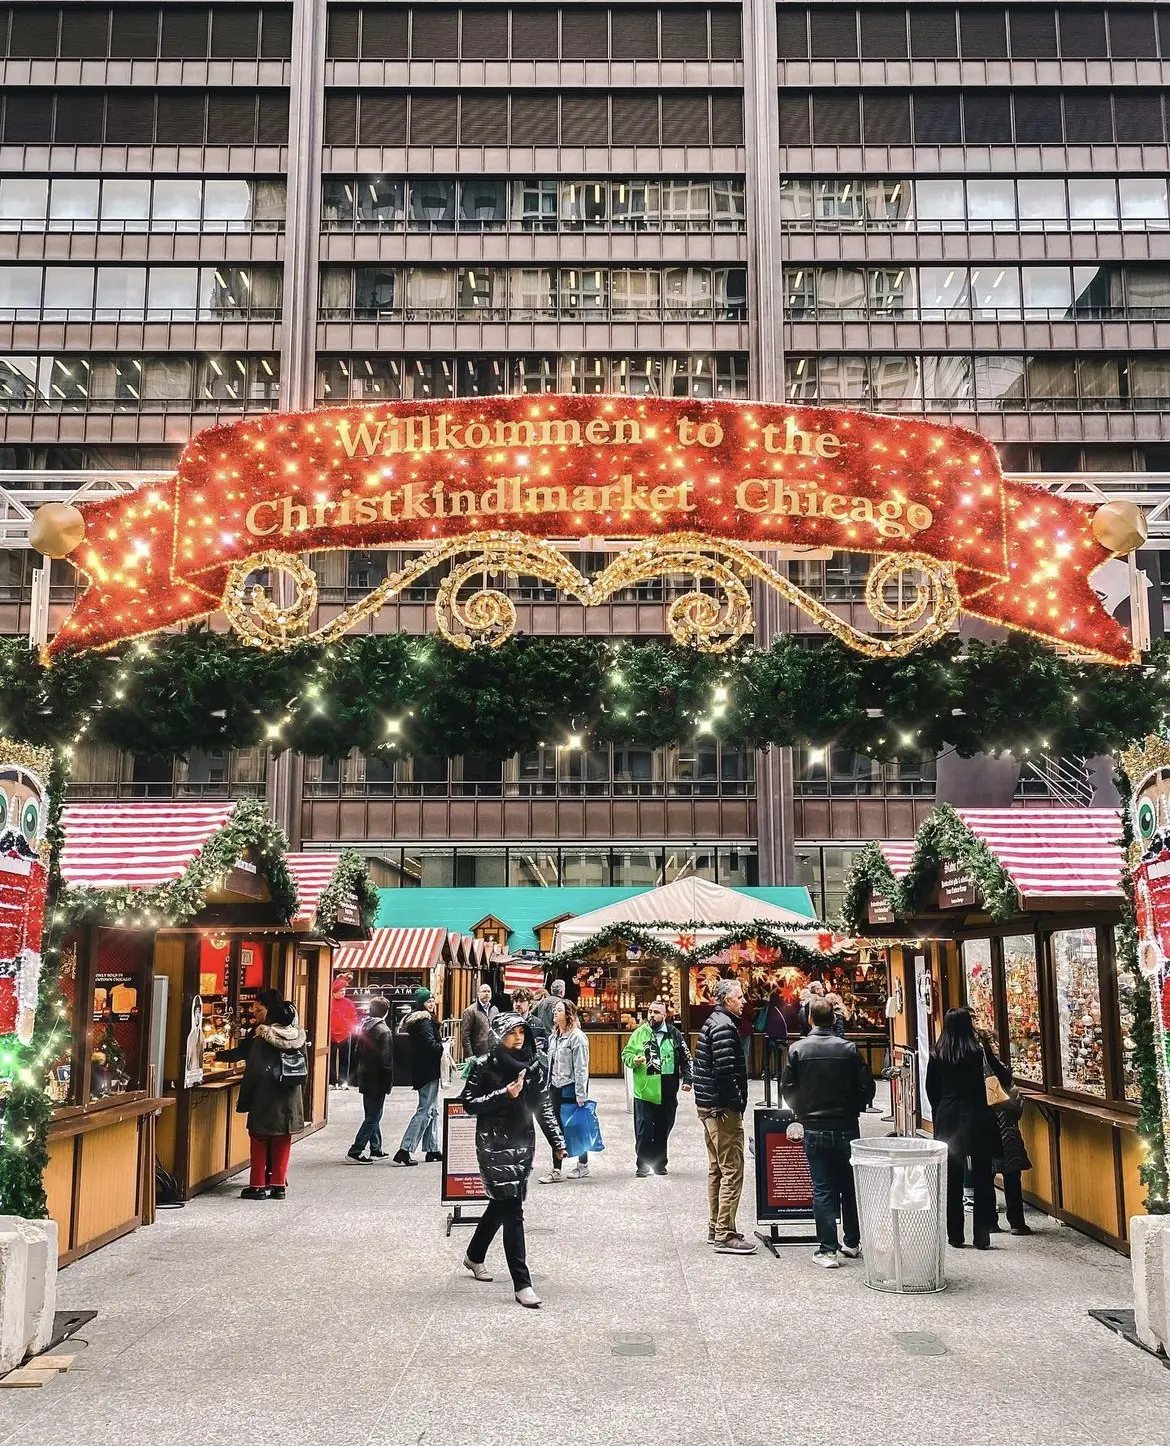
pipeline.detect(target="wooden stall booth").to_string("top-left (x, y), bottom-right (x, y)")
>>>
top-left (46, 803), bottom-right (375, 1258)
top-left (332, 926), bottom-right (483, 1063)
top-left (844, 807), bottom-right (1144, 1253)
top-left (549, 877), bottom-right (843, 1076)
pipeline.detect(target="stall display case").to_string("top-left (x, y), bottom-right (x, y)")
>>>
top-left (961, 937), bottom-right (996, 1040)
top-left (573, 960), bottom-right (681, 1030)
top-left (1053, 927), bottom-right (1106, 1097)
top-left (1002, 934), bottom-right (1043, 1083)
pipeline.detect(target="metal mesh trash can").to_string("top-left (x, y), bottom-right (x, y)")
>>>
top-left (851, 1137), bottom-right (949, 1294)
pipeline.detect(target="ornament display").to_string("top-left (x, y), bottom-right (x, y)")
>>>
top-left (28, 502), bottom-right (85, 560)
top-left (1091, 499), bottom-right (1149, 556)
top-left (34, 396), bottom-right (1135, 664)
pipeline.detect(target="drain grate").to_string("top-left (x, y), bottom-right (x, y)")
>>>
top-left (892, 1331), bottom-right (947, 1357)
top-left (611, 1333), bottom-right (656, 1357)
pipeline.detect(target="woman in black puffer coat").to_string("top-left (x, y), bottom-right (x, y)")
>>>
top-left (460, 1012), bottom-right (565, 1309)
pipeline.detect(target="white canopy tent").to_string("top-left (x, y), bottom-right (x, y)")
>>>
top-left (551, 877), bottom-right (820, 953)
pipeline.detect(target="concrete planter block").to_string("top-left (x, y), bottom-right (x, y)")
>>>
top-left (0, 1217), bottom-right (59, 1372)
top-left (1130, 1213), bottom-right (1170, 1355)
top-left (0, 1231), bottom-right (30, 1375)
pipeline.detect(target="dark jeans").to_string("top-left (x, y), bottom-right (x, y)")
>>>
top-left (633, 1074), bottom-right (680, 1171)
top-left (550, 1083), bottom-right (586, 1166)
top-left (351, 1089), bottom-right (386, 1156)
top-left (803, 1127), bottom-right (861, 1254)
top-left (948, 1149), bottom-right (995, 1245)
top-left (467, 1197), bottom-right (531, 1290)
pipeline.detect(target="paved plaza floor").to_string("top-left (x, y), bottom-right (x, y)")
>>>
top-left (2, 1080), bottom-right (1168, 1446)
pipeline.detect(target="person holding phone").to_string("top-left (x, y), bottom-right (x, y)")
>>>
top-left (461, 1011), bottom-right (565, 1308)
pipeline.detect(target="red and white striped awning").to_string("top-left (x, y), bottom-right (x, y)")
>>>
top-left (334, 926), bottom-right (449, 973)
top-left (878, 841), bottom-right (916, 878)
top-left (286, 853), bottom-right (346, 928)
top-left (502, 960), bottom-right (546, 995)
top-left (59, 801), bottom-right (238, 889)
top-left (956, 807), bottom-right (1123, 904)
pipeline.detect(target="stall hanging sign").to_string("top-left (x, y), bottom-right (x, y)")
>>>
top-left (1121, 733), bottom-right (1170, 1176)
top-left (35, 396), bottom-right (1137, 663)
top-left (939, 859), bottom-right (978, 910)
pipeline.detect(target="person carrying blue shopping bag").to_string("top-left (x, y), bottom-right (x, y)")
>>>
top-left (540, 998), bottom-right (594, 1181)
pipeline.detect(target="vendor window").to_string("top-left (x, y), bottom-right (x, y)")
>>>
top-left (1052, 927), bottom-right (1106, 1097)
top-left (1003, 934), bottom-right (1043, 1084)
top-left (198, 935), bottom-right (272, 1075)
top-left (89, 929), bottom-right (152, 1101)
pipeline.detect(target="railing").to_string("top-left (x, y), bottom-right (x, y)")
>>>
top-left (0, 308), bottom-right (283, 324)
top-left (0, 393), bottom-right (280, 414)
top-left (1017, 755), bottom-right (1095, 807)
top-left (66, 780), bottom-right (267, 800)
top-left (0, 219), bottom-right (286, 234)
top-left (786, 306), bottom-right (1170, 324)
top-left (321, 215), bottom-right (747, 234)
top-left (305, 779), bottom-right (755, 799)
top-left (320, 303), bottom-right (747, 323)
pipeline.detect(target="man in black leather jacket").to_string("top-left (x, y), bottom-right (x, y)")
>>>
top-left (693, 977), bottom-right (754, 1255)
top-left (782, 996), bottom-right (876, 1268)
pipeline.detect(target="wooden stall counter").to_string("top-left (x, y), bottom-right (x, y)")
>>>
top-left (46, 1093), bottom-right (173, 1265)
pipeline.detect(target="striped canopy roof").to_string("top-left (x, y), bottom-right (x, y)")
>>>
top-left (501, 960), bottom-right (546, 995)
top-left (877, 840), bottom-right (917, 878)
top-left (285, 852), bottom-right (348, 928)
top-left (59, 801), bottom-right (239, 890)
top-left (956, 807), bottom-right (1123, 903)
top-left (334, 926), bottom-right (451, 973)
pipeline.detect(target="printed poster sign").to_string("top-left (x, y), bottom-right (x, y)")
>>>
top-left (753, 1107), bottom-right (815, 1223)
top-left (441, 1097), bottom-right (486, 1206)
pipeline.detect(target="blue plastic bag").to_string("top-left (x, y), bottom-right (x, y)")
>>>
top-left (560, 1099), bottom-right (605, 1155)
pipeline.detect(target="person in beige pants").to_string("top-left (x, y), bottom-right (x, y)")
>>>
top-left (692, 978), bottom-right (755, 1255)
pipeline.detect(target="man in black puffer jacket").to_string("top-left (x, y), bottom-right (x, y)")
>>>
top-left (782, 995), bottom-right (875, 1267)
top-left (460, 1012), bottom-right (566, 1308)
top-left (693, 977), bottom-right (754, 1255)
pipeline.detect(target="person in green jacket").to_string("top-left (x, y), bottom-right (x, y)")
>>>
top-left (621, 999), bottom-right (693, 1177)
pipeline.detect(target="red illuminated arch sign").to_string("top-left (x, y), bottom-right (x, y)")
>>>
top-left (39, 395), bottom-right (1135, 664)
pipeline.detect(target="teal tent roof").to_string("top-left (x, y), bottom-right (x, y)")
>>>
top-left (376, 885), bottom-right (815, 954)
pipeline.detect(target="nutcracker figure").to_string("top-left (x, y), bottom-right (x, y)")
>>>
top-left (1122, 733), bottom-right (1170, 1172)
top-left (0, 744), bottom-right (52, 1048)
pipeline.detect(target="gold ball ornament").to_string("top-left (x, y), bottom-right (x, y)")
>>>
top-left (1091, 500), bottom-right (1148, 556)
top-left (29, 502), bottom-right (86, 559)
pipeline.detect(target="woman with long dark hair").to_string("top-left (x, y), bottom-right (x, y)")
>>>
top-left (925, 1006), bottom-right (997, 1248)
top-left (221, 988), bottom-right (308, 1200)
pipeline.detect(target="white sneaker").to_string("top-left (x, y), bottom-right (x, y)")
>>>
top-left (568, 1163), bottom-right (590, 1179)
top-left (840, 1244), bottom-right (861, 1259)
top-left (515, 1286), bottom-right (542, 1308)
top-left (813, 1250), bottom-right (841, 1269)
top-left (463, 1256), bottom-right (492, 1282)
top-left (538, 1170), bottom-right (562, 1184)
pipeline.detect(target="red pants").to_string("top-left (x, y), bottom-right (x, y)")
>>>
top-left (249, 1132), bottom-right (292, 1188)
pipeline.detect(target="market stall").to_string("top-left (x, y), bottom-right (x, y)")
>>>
top-left (332, 926), bottom-right (485, 1062)
top-left (548, 877), bottom-right (857, 1076)
top-left (46, 802), bottom-right (375, 1256)
top-left (843, 805), bottom-right (1142, 1252)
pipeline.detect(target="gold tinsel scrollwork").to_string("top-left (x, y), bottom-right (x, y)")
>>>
top-left (223, 551), bottom-right (319, 649)
top-left (217, 532), bottom-right (962, 659)
top-left (434, 539), bottom-right (590, 649)
top-left (862, 553), bottom-right (962, 638)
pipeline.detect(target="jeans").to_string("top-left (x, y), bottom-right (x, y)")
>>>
top-left (400, 1078), bottom-right (439, 1155)
top-left (803, 1127), bottom-right (860, 1254)
top-left (550, 1083), bottom-right (587, 1166)
top-left (633, 1074), bottom-right (679, 1171)
top-left (351, 1089), bottom-right (386, 1156)
top-left (467, 1197), bottom-right (531, 1290)
top-left (697, 1108), bottom-right (745, 1240)
top-left (249, 1132), bottom-right (292, 1188)
top-left (947, 1148), bottom-right (995, 1245)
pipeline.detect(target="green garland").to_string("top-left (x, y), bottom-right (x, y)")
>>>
top-left (839, 804), bottom-right (1020, 932)
top-left (1113, 769), bottom-right (1169, 1214)
top-left (544, 920), bottom-right (845, 973)
top-left (4, 631), bottom-right (1169, 766)
top-left (314, 850), bottom-right (379, 938)
top-left (0, 754), bottom-right (69, 1219)
top-left (60, 796), bottom-right (296, 929)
